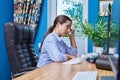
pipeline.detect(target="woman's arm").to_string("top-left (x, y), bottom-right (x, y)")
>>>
top-left (68, 29), bottom-right (77, 48)
top-left (63, 29), bottom-right (77, 56)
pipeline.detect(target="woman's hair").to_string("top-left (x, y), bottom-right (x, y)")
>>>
top-left (39, 15), bottom-right (72, 52)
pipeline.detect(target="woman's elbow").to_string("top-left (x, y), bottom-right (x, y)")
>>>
top-left (51, 55), bottom-right (67, 62)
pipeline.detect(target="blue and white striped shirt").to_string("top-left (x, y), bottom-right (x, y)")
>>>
top-left (37, 32), bottom-right (77, 67)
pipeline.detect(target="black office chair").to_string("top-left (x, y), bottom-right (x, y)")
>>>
top-left (4, 22), bottom-right (38, 78)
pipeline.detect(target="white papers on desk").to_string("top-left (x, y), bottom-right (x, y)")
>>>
top-left (63, 58), bottom-right (82, 65)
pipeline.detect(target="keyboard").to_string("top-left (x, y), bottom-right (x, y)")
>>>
top-left (63, 58), bottom-right (82, 64)
top-left (72, 71), bottom-right (98, 80)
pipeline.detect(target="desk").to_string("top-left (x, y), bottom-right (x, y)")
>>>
top-left (13, 60), bottom-right (113, 80)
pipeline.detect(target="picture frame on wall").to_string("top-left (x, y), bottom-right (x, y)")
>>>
top-left (99, 0), bottom-right (113, 16)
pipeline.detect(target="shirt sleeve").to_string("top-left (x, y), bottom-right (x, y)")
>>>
top-left (43, 37), bottom-right (67, 62)
top-left (62, 41), bottom-right (77, 56)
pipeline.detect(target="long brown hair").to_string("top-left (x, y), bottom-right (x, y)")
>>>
top-left (39, 15), bottom-right (72, 52)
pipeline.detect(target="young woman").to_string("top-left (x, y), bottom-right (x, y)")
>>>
top-left (37, 15), bottom-right (77, 67)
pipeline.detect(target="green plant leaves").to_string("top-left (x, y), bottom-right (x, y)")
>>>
top-left (81, 18), bottom-right (107, 47)
top-left (81, 17), bottom-right (119, 47)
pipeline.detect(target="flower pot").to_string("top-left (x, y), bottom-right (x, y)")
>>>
top-left (93, 46), bottom-right (104, 55)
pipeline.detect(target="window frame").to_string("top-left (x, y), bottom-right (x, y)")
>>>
top-left (47, 0), bottom-right (88, 28)
top-left (47, 0), bottom-right (88, 54)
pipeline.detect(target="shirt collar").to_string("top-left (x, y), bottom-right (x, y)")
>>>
top-left (52, 32), bottom-right (62, 41)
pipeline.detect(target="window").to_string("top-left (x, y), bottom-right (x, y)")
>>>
top-left (48, 0), bottom-right (88, 37)
top-left (47, 0), bottom-right (88, 54)
top-left (56, 0), bottom-right (88, 37)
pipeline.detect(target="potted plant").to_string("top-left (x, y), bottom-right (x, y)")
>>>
top-left (81, 17), bottom-right (107, 54)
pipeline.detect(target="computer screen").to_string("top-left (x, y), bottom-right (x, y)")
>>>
top-left (101, 0), bottom-right (120, 80)
top-left (117, 42), bottom-right (120, 80)
top-left (109, 0), bottom-right (120, 80)
top-left (108, 52), bottom-right (119, 80)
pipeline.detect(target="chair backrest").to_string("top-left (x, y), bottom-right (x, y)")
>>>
top-left (4, 22), bottom-right (38, 77)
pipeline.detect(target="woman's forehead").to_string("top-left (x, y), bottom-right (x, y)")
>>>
top-left (64, 20), bottom-right (72, 25)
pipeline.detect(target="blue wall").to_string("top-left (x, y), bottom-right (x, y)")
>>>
top-left (0, 0), bottom-right (47, 79)
top-left (111, 0), bottom-right (120, 24)
top-left (111, 0), bottom-right (120, 53)
top-left (88, 0), bottom-right (120, 53)
top-left (88, 0), bottom-right (99, 52)
top-left (1, 0), bottom-right (119, 79)
top-left (0, 0), bottom-right (13, 80)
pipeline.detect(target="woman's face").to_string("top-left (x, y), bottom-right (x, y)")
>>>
top-left (58, 20), bottom-right (72, 36)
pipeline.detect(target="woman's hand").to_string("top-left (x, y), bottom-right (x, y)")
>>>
top-left (67, 28), bottom-right (77, 48)
top-left (68, 29), bottom-right (75, 38)
top-left (66, 54), bottom-right (75, 60)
